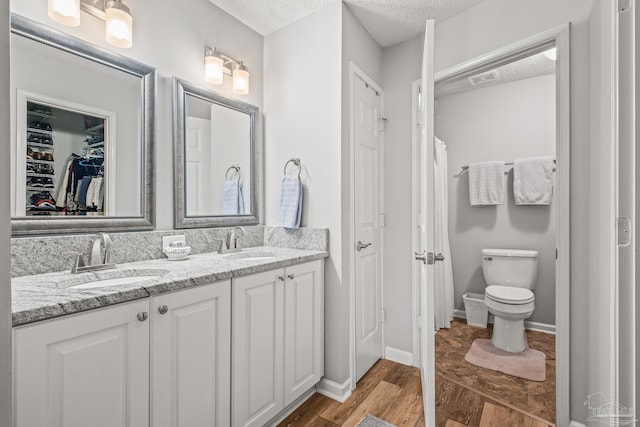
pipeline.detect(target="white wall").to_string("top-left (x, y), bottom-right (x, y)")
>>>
top-left (0, 0), bottom-right (11, 424)
top-left (381, 35), bottom-right (423, 354)
top-left (11, 0), bottom-right (264, 229)
top-left (264, 2), bottom-right (345, 382)
top-left (381, 0), bottom-right (593, 422)
top-left (436, 75), bottom-right (556, 325)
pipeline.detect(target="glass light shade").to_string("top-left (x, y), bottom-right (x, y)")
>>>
top-left (48, 0), bottom-right (80, 27)
top-left (205, 55), bottom-right (224, 84)
top-left (232, 65), bottom-right (249, 95)
top-left (105, 2), bottom-right (133, 48)
top-left (543, 47), bottom-right (557, 61)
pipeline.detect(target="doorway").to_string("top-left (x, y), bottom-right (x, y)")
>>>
top-left (414, 26), bottom-right (571, 426)
top-left (349, 63), bottom-right (385, 383)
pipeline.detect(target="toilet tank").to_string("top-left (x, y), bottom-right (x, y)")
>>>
top-left (481, 249), bottom-right (538, 289)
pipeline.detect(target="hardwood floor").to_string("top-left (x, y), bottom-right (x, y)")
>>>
top-left (280, 318), bottom-right (556, 427)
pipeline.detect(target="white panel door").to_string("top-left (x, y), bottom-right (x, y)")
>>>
top-left (283, 260), bottom-right (324, 405)
top-left (354, 73), bottom-right (384, 381)
top-left (186, 116), bottom-right (213, 215)
top-left (13, 300), bottom-right (150, 427)
top-left (151, 280), bottom-right (231, 427)
top-left (233, 269), bottom-right (285, 427)
top-left (417, 20), bottom-right (436, 427)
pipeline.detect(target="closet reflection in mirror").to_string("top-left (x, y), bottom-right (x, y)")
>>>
top-left (185, 94), bottom-right (250, 216)
top-left (19, 97), bottom-right (112, 217)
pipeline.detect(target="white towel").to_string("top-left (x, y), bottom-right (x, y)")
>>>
top-left (222, 178), bottom-right (244, 214)
top-left (468, 161), bottom-right (506, 206)
top-left (513, 156), bottom-right (554, 205)
top-left (278, 175), bottom-right (302, 229)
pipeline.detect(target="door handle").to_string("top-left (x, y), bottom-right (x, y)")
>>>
top-left (356, 241), bottom-right (372, 251)
top-left (415, 252), bottom-right (445, 265)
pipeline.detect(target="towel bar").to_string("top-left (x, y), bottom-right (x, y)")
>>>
top-left (460, 159), bottom-right (556, 172)
top-left (225, 165), bottom-right (240, 180)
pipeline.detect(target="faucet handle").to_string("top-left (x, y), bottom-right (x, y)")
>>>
top-left (69, 252), bottom-right (86, 274)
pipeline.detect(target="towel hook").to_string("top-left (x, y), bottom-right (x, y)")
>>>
top-left (225, 164), bottom-right (241, 180)
top-left (283, 158), bottom-right (301, 177)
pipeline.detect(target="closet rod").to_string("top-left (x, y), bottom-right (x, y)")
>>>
top-left (460, 159), bottom-right (556, 171)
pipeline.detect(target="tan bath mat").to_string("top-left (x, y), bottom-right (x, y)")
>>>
top-left (464, 338), bottom-right (546, 382)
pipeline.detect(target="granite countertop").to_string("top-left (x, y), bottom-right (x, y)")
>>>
top-left (12, 246), bottom-right (328, 327)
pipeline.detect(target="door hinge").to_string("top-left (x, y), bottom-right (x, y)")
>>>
top-left (617, 217), bottom-right (631, 246)
top-left (381, 309), bottom-right (386, 322)
top-left (378, 214), bottom-right (386, 227)
top-left (555, 248), bottom-right (558, 260)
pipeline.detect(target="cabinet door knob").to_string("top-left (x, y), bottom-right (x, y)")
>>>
top-left (137, 312), bottom-right (148, 322)
top-left (158, 305), bottom-right (169, 315)
top-left (278, 275), bottom-right (285, 282)
top-left (287, 274), bottom-right (295, 280)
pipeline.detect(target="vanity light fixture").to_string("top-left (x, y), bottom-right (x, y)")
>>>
top-left (48, 0), bottom-right (81, 27)
top-left (47, 0), bottom-right (133, 49)
top-left (204, 46), bottom-right (250, 95)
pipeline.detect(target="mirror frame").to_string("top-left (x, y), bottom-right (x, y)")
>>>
top-left (10, 14), bottom-right (156, 236)
top-left (173, 77), bottom-right (259, 228)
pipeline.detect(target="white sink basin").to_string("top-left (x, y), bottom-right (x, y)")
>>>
top-left (222, 251), bottom-right (278, 261)
top-left (58, 268), bottom-right (169, 290)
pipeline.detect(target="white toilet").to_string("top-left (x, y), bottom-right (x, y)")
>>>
top-left (482, 248), bottom-right (538, 353)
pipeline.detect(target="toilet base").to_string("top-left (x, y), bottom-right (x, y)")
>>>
top-left (491, 317), bottom-right (528, 352)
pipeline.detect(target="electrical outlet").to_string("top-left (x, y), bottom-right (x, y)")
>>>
top-left (162, 235), bottom-right (186, 252)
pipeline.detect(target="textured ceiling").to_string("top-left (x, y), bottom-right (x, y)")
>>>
top-left (208, 0), bottom-right (488, 47)
top-left (435, 51), bottom-right (556, 98)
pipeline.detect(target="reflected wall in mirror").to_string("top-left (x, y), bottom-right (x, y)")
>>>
top-left (10, 14), bottom-right (155, 235)
top-left (173, 77), bottom-right (259, 228)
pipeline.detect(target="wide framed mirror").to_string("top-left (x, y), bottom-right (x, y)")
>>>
top-left (173, 77), bottom-right (259, 228)
top-left (10, 14), bottom-right (155, 236)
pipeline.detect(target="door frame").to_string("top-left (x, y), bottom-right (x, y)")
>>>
top-left (348, 61), bottom-right (385, 390)
top-left (412, 25), bottom-right (571, 425)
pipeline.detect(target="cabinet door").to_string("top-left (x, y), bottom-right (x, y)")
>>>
top-left (283, 260), bottom-right (325, 405)
top-left (13, 300), bottom-right (150, 427)
top-left (151, 281), bottom-right (231, 427)
top-left (232, 269), bottom-right (284, 427)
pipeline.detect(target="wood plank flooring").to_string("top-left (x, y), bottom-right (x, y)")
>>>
top-left (280, 318), bottom-right (556, 427)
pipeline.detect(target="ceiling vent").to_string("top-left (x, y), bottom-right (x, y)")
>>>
top-left (468, 70), bottom-right (499, 86)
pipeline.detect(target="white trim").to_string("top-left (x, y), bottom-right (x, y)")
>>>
top-left (453, 309), bottom-right (556, 334)
top-left (568, 421), bottom-right (586, 427)
top-left (430, 24), bottom-right (572, 427)
top-left (410, 79), bottom-right (421, 369)
top-left (348, 61), bottom-right (385, 389)
top-left (384, 346), bottom-right (414, 366)
top-left (316, 378), bottom-right (352, 403)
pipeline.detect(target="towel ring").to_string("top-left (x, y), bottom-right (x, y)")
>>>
top-left (225, 165), bottom-right (241, 180)
top-left (283, 158), bottom-right (301, 177)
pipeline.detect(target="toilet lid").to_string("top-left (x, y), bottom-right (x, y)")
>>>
top-left (486, 285), bottom-right (534, 304)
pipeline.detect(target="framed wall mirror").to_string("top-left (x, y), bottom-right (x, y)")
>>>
top-left (173, 77), bottom-right (259, 228)
top-left (10, 14), bottom-right (155, 236)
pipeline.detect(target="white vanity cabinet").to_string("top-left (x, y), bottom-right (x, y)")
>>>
top-left (13, 299), bottom-right (151, 427)
top-left (151, 280), bottom-right (231, 427)
top-left (232, 259), bottom-right (324, 427)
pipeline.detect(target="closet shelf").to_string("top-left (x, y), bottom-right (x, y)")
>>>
top-left (26, 159), bottom-right (54, 165)
top-left (26, 128), bottom-right (54, 136)
top-left (27, 142), bottom-right (54, 149)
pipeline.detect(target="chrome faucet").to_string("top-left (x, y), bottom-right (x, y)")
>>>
top-left (218, 227), bottom-right (244, 254)
top-left (71, 232), bottom-right (116, 273)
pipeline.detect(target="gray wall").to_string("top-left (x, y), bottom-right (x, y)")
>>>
top-left (11, 0), bottom-right (264, 230)
top-left (0, 0), bottom-right (11, 424)
top-left (436, 74), bottom-right (556, 325)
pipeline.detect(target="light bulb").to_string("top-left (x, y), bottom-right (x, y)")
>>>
top-left (105, 1), bottom-right (133, 48)
top-left (232, 63), bottom-right (249, 95)
top-left (48, 0), bottom-right (80, 27)
top-left (205, 54), bottom-right (224, 84)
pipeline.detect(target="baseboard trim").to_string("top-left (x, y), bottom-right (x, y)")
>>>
top-left (384, 346), bottom-right (414, 366)
top-left (454, 309), bottom-right (556, 334)
top-left (569, 421), bottom-right (586, 427)
top-left (316, 377), bottom-right (352, 403)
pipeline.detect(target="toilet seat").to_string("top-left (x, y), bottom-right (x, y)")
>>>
top-left (485, 285), bottom-right (534, 304)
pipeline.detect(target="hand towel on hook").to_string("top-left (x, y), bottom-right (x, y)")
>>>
top-left (279, 175), bottom-right (302, 229)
